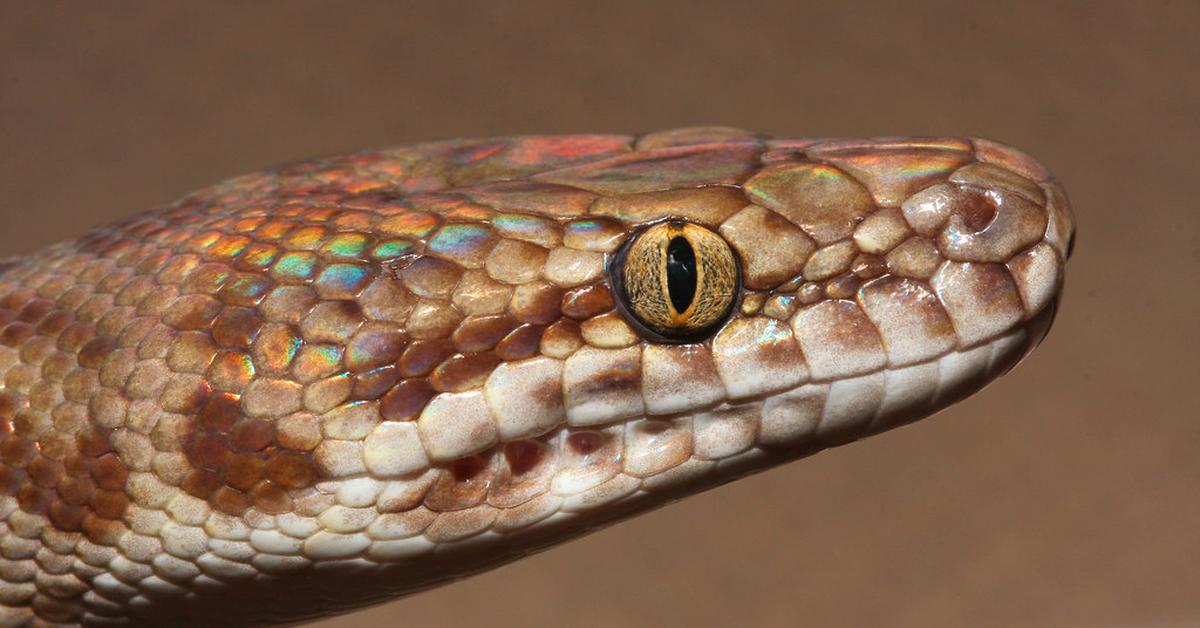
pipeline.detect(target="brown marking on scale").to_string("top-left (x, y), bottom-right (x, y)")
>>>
top-left (345, 326), bottom-right (407, 372)
top-left (301, 300), bottom-right (365, 343)
top-left (865, 277), bottom-right (955, 334)
top-left (18, 298), bottom-right (54, 324)
top-left (452, 315), bottom-right (519, 354)
top-left (509, 281), bottom-right (565, 326)
top-left (198, 392), bottom-right (242, 432)
top-left (380, 378), bottom-right (436, 421)
top-left (641, 343), bottom-right (724, 414)
top-left (182, 468), bottom-right (224, 500)
top-left (851, 253), bottom-right (886, 280)
top-left (519, 358), bottom-right (569, 421)
top-left (489, 439), bottom-right (555, 508)
top-left (265, 451), bottom-right (320, 489)
top-left (28, 456), bottom-right (65, 489)
top-left (425, 453), bottom-right (494, 511)
top-left (377, 474), bottom-right (439, 515)
top-left (163, 294), bottom-right (224, 331)
top-left (561, 282), bottom-right (615, 320)
top-left (719, 204), bottom-right (817, 290)
top-left (57, 472), bottom-right (96, 505)
top-left (568, 350), bottom-right (642, 403)
top-left (398, 257), bottom-right (462, 300)
top-left (2, 322), bottom-right (143, 538)
top-left (188, 430), bottom-right (233, 470)
top-left (41, 318), bottom-right (77, 350)
top-left (250, 480), bottom-right (293, 514)
top-left (209, 307), bottom-right (264, 348)
top-left (81, 513), bottom-right (125, 545)
top-left (353, 365), bottom-right (400, 400)
top-left (824, 273), bottom-right (863, 300)
top-left (494, 324), bottom-right (544, 361)
top-left (182, 262), bottom-right (233, 294)
top-left (231, 418), bottom-right (275, 452)
top-left (49, 502), bottom-right (88, 532)
top-left (818, 300), bottom-right (886, 355)
top-left (276, 413), bottom-right (322, 451)
top-left (1, 287), bottom-right (36, 309)
top-left (961, 263), bottom-right (1024, 315)
top-left (2, 321), bottom-right (37, 346)
top-left (211, 485), bottom-right (251, 515)
top-left (5, 435), bottom-right (36, 467)
top-left (502, 440), bottom-right (546, 477)
top-left (431, 353), bottom-right (503, 392)
top-left (858, 276), bottom-right (957, 363)
top-left (398, 339), bottom-right (454, 377)
top-left (886, 237), bottom-right (943, 279)
top-left (225, 453), bottom-right (266, 491)
top-left (18, 484), bottom-right (54, 516)
top-left (262, 285), bottom-right (321, 326)
top-left (486, 239), bottom-right (548, 284)
top-left (790, 301), bottom-right (883, 382)
top-left (567, 430), bottom-right (608, 456)
top-left (178, 396), bottom-right (324, 514)
top-left (425, 505), bottom-right (498, 543)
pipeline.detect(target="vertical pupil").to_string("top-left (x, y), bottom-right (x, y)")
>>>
top-left (666, 236), bottom-right (697, 314)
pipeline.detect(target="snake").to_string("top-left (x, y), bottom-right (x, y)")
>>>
top-left (0, 127), bottom-right (1074, 626)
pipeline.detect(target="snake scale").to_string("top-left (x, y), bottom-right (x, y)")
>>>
top-left (0, 128), bottom-right (1074, 626)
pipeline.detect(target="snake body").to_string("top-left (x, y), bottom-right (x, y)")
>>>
top-left (0, 128), bottom-right (1073, 626)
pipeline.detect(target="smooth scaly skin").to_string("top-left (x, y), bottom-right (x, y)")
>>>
top-left (0, 128), bottom-right (1074, 626)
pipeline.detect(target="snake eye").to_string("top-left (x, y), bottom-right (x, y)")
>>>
top-left (610, 220), bottom-right (740, 343)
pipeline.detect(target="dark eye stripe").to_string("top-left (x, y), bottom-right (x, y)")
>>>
top-left (666, 236), bottom-right (696, 314)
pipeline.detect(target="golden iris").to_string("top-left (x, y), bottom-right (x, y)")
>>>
top-left (611, 221), bottom-right (739, 342)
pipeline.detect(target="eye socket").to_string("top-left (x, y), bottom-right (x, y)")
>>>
top-left (609, 220), bottom-right (740, 343)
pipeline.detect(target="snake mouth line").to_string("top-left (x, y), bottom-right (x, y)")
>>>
top-left (291, 311), bottom-right (1046, 563)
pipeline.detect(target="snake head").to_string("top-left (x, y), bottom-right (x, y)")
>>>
top-left (0, 128), bottom-right (1073, 625)
top-left (501, 132), bottom-right (1075, 466)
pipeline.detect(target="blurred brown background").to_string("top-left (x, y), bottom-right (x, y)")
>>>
top-left (2, 2), bottom-right (1196, 626)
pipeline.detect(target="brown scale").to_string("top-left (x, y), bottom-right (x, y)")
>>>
top-left (486, 439), bottom-right (557, 509)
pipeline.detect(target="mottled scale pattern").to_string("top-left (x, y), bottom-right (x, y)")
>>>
top-left (0, 128), bottom-right (1074, 626)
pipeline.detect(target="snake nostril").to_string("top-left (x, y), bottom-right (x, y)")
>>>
top-left (958, 189), bottom-right (998, 231)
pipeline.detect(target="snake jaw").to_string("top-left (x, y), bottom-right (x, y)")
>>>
top-left (0, 129), bottom-right (1072, 625)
